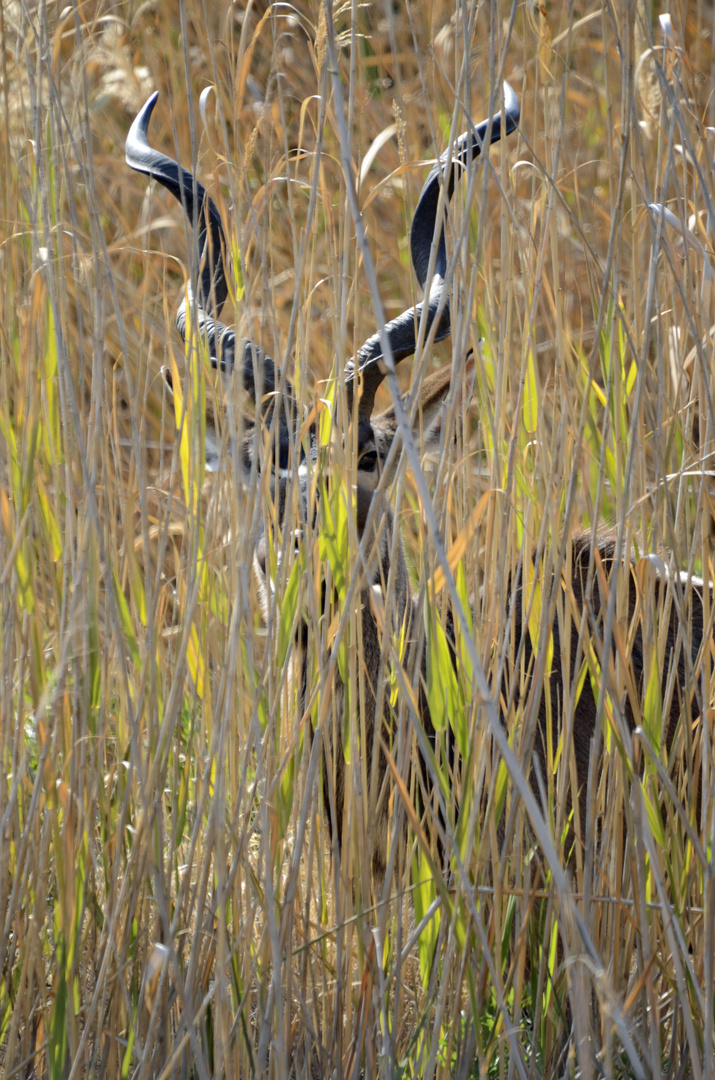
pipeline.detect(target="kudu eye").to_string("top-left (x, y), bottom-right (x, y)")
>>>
top-left (359, 448), bottom-right (379, 473)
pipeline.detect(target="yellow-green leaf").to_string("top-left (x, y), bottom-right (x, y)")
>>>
top-left (643, 785), bottom-right (666, 848)
top-left (277, 553), bottom-right (303, 669)
top-left (523, 347), bottom-right (539, 433)
top-left (186, 623), bottom-right (205, 700)
top-left (643, 658), bottom-right (662, 757)
top-left (36, 479), bottom-right (62, 561)
top-left (411, 850), bottom-right (440, 990)
top-left (425, 604), bottom-right (462, 749)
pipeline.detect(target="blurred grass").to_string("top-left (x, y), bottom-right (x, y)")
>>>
top-left (1, 0), bottom-right (715, 1076)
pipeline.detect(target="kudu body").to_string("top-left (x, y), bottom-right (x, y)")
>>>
top-left (126, 84), bottom-right (707, 885)
top-left (126, 85), bottom-right (519, 882)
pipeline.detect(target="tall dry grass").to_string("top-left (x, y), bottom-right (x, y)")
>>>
top-left (1, 0), bottom-right (714, 1076)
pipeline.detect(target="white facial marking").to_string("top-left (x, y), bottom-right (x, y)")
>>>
top-left (277, 464), bottom-right (309, 481)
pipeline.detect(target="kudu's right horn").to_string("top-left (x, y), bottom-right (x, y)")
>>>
top-left (344, 81), bottom-right (520, 420)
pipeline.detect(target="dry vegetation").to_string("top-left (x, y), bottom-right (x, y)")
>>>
top-left (2, 0), bottom-right (715, 1076)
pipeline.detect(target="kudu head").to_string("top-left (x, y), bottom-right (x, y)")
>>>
top-left (125, 85), bottom-right (520, 595)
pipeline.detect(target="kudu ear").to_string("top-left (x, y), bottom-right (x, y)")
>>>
top-left (419, 351), bottom-right (476, 451)
top-left (375, 351), bottom-right (476, 452)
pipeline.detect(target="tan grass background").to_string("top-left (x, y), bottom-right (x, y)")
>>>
top-left (1, 0), bottom-right (715, 1076)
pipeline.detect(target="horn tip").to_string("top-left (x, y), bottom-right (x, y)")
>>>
top-left (126, 91), bottom-right (160, 160)
top-left (502, 81), bottom-right (520, 132)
